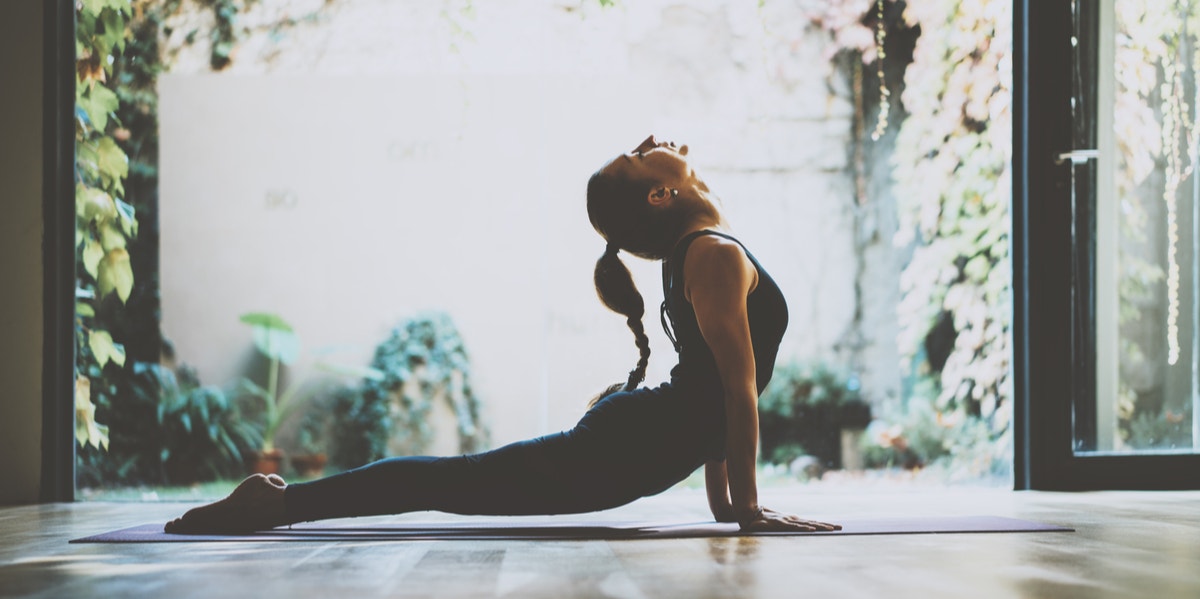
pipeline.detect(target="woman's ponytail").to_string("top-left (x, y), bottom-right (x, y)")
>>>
top-left (591, 245), bottom-right (652, 405)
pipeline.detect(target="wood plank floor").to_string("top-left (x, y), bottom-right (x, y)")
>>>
top-left (2, 487), bottom-right (1198, 598)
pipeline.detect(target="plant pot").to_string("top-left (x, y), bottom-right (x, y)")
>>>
top-left (290, 453), bottom-right (328, 478)
top-left (251, 449), bottom-right (285, 475)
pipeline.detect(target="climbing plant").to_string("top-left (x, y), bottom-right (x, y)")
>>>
top-left (791, 0), bottom-right (1012, 476)
top-left (890, 0), bottom-right (1012, 440)
top-left (75, 0), bottom-right (138, 452)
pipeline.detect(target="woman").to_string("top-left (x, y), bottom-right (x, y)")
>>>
top-left (165, 135), bottom-right (839, 534)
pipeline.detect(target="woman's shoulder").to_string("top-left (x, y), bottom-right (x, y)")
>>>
top-left (673, 230), bottom-right (746, 262)
top-left (681, 233), bottom-right (758, 296)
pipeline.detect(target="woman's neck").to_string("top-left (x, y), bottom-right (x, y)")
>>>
top-left (675, 196), bottom-right (728, 243)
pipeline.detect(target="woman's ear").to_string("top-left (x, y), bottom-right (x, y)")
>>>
top-left (647, 186), bottom-right (672, 206)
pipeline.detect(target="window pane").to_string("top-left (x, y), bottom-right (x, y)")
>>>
top-left (1082, 0), bottom-right (1200, 454)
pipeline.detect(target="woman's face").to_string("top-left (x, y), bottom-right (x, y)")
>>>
top-left (598, 134), bottom-right (695, 188)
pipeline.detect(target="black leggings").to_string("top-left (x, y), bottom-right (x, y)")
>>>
top-left (282, 385), bottom-right (716, 524)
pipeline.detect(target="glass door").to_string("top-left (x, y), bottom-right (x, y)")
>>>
top-left (1016, 0), bottom-right (1200, 490)
top-left (1073, 0), bottom-right (1200, 456)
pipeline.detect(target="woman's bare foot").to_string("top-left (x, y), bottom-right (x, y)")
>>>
top-left (164, 474), bottom-right (289, 534)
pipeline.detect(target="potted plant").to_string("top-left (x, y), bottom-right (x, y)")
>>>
top-left (238, 312), bottom-right (302, 475)
top-left (239, 312), bottom-right (383, 476)
top-left (289, 395), bottom-right (331, 478)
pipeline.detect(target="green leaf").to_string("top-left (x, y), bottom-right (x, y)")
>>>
top-left (75, 302), bottom-right (95, 318)
top-left (97, 423), bottom-right (110, 451)
top-left (100, 7), bottom-right (126, 57)
top-left (80, 0), bottom-right (106, 18)
top-left (97, 248), bottom-right (134, 302)
top-left (88, 329), bottom-right (126, 369)
top-left (241, 313), bottom-right (301, 363)
top-left (99, 221), bottom-right (127, 252)
top-left (76, 184), bottom-right (116, 223)
top-left (963, 255), bottom-right (990, 282)
top-left (75, 376), bottom-right (109, 450)
top-left (315, 361), bottom-right (386, 382)
top-left (114, 198), bottom-right (138, 237)
top-left (76, 142), bottom-right (100, 181)
top-left (253, 327), bottom-right (300, 364)
top-left (81, 85), bottom-right (119, 133)
top-left (239, 312), bottom-right (294, 332)
top-left (239, 378), bottom-right (272, 404)
top-left (96, 137), bottom-right (128, 190)
top-left (82, 0), bottom-right (130, 22)
top-left (82, 238), bottom-right (104, 277)
top-left (74, 376), bottom-right (91, 448)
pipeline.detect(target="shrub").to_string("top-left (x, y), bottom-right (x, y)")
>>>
top-left (758, 362), bottom-right (871, 469)
top-left (330, 312), bottom-right (489, 470)
top-left (77, 361), bottom-right (261, 487)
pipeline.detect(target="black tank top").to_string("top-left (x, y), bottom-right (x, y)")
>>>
top-left (661, 230), bottom-right (789, 399)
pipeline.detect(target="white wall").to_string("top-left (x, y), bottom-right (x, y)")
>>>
top-left (159, 0), bottom-right (894, 450)
top-left (0, 0), bottom-right (44, 504)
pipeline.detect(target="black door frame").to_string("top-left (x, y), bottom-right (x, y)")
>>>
top-left (42, 0), bottom-right (77, 503)
top-left (1014, 0), bottom-right (1200, 490)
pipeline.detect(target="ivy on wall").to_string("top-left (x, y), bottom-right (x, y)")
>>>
top-left (796, 0), bottom-right (1012, 475)
top-left (75, 0), bottom-right (139, 451)
top-left (891, 0), bottom-right (1012, 438)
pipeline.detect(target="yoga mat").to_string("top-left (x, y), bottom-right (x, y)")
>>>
top-left (71, 516), bottom-right (1071, 543)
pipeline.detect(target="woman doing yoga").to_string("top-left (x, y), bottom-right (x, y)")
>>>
top-left (165, 135), bottom-right (839, 534)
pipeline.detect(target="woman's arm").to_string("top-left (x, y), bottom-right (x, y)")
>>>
top-left (686, 236), bottom-right (840, 533)
top-left (685, 237), bottom-right (761, 523)
top-left (705, 460), bottom-right (736, 522)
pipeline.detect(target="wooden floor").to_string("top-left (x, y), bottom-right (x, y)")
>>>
top-left (2, 487), bottom-right (1198, 598)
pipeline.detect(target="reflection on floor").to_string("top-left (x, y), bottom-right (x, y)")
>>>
top-left (1, 488), bottom-right (1198, 598)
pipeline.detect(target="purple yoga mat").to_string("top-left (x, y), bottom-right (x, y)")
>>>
top-left (70, 516), bottom-right (1071, 543)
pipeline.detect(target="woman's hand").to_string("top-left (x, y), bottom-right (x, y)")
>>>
top-left (737, 506), bottom-right (841, 533)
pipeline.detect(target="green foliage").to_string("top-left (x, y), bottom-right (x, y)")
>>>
top-left (891, 1), bottom-right (1013, 443)
top-left (74, 0), bottom-right (332, 483)
top-left (328, 385), bottom-right (388, 470)
top-left (1128, 405), bottom-right (1193, 451)
top-left (240, 312), bottom-right (301, 364)
top-left (758, 362), bottom-right (870, 468)
top-left (75, 0), bottom-right (282, 462)
top-left (237, 312), bottom-right (305, 452)
top-left (77, 361), bottom-right (261, 487)
top-left (860, 378), bottom-right (1011, 479)
top-left (237, 312), bottom-right (383, 453)
top-left (790, 0), bottom-right (1012, 476)
top-left (331, 312), bottom-right (489, 469)
top-left (75, 0), bottom-right (138, 451)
